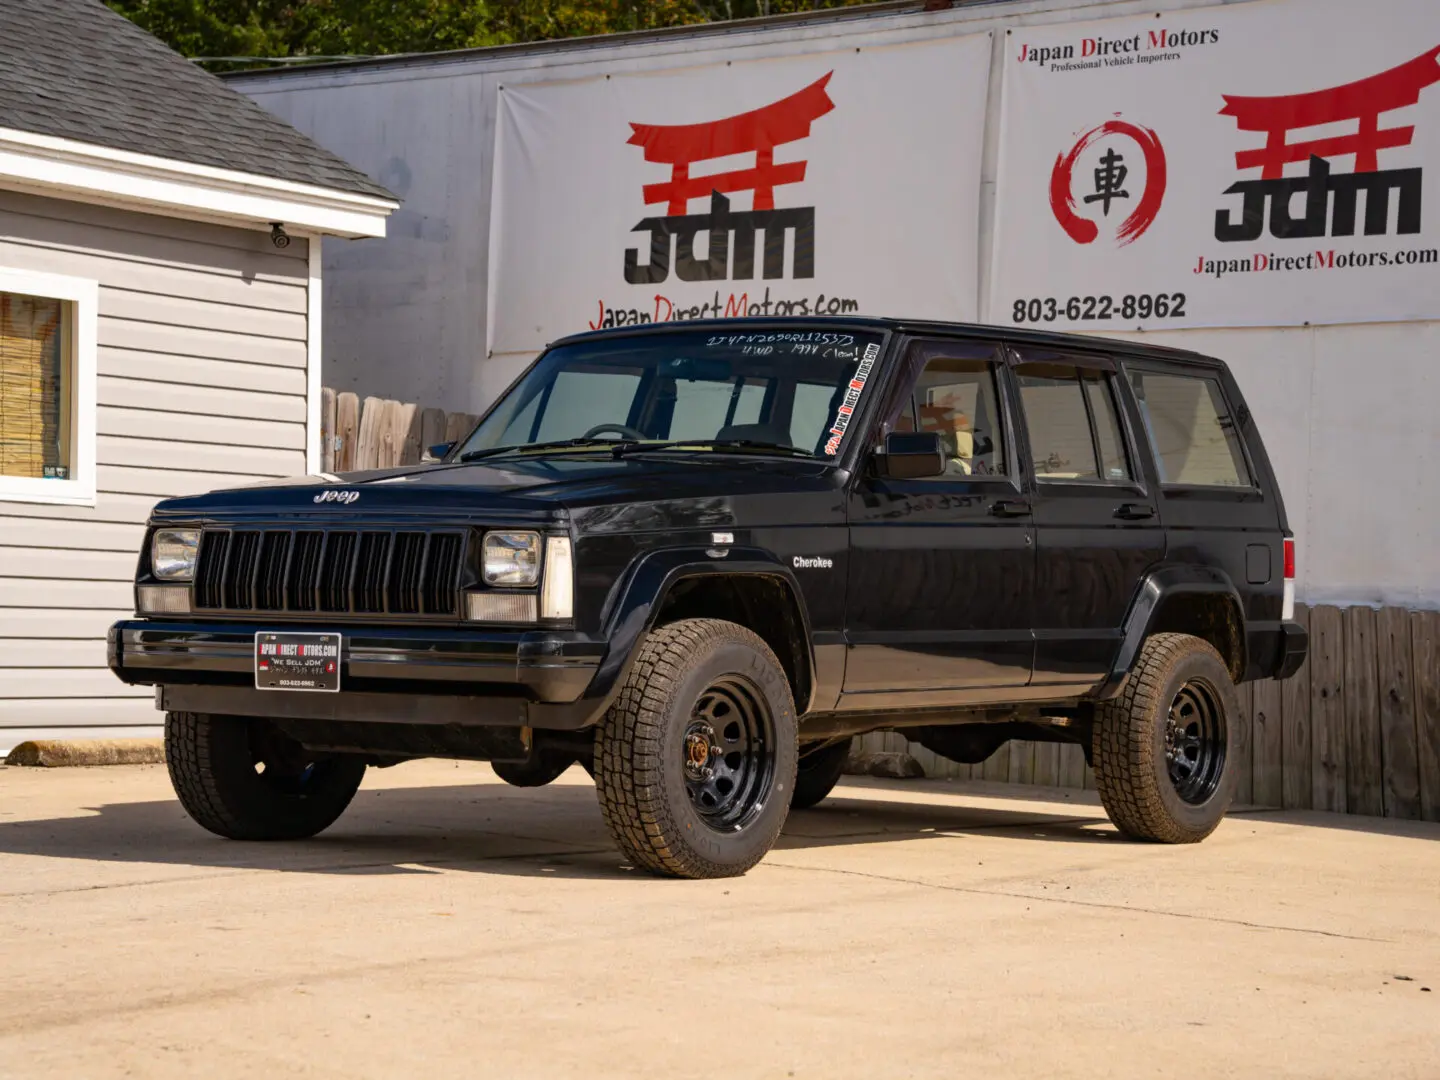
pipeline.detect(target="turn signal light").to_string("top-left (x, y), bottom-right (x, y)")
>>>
top-left (138, 585), bottom-right (192, 615)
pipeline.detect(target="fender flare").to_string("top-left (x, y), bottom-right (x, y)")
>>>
top-left (582, 546), bottom-right (818, 716)
top-left (1096, 564), bottom-right (1245, 700)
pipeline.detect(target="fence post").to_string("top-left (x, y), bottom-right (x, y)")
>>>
top-left (1252, 675), bottom-right (1284, 807)
top-left (320, 387), bottom-right (337, 473)
top-left (1412, 611), bottom-right (1440, 823)
top-left (1309, 605), bottom-right (1347, 813)
top-left (1281, 604), bottom-right (1313, 810)
top-left (444, 411), bottom-right (479, 446)
top-left (419, 408), bottom-right (447, 456)
top-left (355, 396), bottom-right (384, 470)
top-left (1232, 679), bottom-right (1254, 805)
top-left (335, 392), bottom-right (359, 472)
top-left (394, 402), bottom-right (421, 466)
top-left (1376, 606), bottom-right (1422, 819)
top-left (1343, 606), bottom-right (1384, 816)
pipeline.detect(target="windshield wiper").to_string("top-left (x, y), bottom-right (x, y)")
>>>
top-left (615, 439), bottom-right (815, 459)
top-left (458, 437), bottom-right (628, 462)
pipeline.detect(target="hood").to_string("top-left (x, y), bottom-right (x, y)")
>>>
top-left (148, 454), bottom-right (841, 527)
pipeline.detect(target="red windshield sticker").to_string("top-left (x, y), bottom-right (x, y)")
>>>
top-left (823, 341), bottom-right (881, 456)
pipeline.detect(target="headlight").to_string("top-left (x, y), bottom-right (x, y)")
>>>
top-left (151, 529), bottom-right (199, 581)
top-left (483, 530), bottom-right (541, 586)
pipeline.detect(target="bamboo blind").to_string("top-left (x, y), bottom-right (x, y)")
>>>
top-left (0, 292), bottom-right (66, 480)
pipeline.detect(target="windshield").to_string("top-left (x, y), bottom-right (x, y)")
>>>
top-left (456, 329), bottom-right (887, 461)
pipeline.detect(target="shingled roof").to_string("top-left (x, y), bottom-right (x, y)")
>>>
top-left (0, 0), bottom-right (394, 201)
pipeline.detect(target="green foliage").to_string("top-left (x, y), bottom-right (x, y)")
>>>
top-left (107, 0), bottom-right (883, 69)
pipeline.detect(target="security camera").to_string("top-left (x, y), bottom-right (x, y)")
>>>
top-left (270, 223), bottom-right (291, 249)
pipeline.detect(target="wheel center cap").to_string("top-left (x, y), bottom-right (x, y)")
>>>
top-left (683, 723), bottom-right (715, 779)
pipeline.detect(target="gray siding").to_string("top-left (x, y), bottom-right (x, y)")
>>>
top-left (0, 191), bottom-right (310, 745)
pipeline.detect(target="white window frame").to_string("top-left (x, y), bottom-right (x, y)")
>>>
top-left (0, 265), bottom-right (99, 506)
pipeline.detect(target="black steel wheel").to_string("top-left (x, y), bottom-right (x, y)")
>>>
top-left (1165, 678), bottom-right (1227, 805)
top-left (1092, 633), bottom-right (1239, 844)
top-left (594, 618), bottom-right (798, 878)
top-left (681, 676), bottom-right (777, 830)
top-left (166, 712), bottom-right (366, 841)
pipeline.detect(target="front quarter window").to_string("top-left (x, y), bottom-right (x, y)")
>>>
top-left (457, 329), bottom-right (887, 460)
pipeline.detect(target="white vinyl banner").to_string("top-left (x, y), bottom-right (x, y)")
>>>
top-left (488, 34), bottom-right (992, 355)
top-left (990, 0), bottom-right (1440, 331)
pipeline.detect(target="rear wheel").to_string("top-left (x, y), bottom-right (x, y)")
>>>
top-left (791, 739), bottom-right (852, 809)
top-left (593, 619), bottom-right (798, 878)
top-left (165, 711), bottom-right (366, 841)
top-left (1091, 633), bottom-right (1238, 843)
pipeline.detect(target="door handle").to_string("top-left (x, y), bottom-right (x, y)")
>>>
top-left (1114, 503), bottom-right (1155, 520)
top-left (990, 499), bottom-right (1031, 518)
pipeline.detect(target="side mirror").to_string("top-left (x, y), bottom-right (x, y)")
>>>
top-left (422, 441), bottom-right (455, 463)
top-left (876, 431), bottom-right (945, 479)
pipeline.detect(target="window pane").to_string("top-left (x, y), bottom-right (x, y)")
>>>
top-left (1082, 373), bottom-right (1131, 482)
top-left (533, 370), bottom-right (642, 442)
top-left (1129, 370), bottom-right (1250, 487)
top-left (667, 377), bottom-right (770, 441)
top-left (0, 292), bottom-right (70, 480)
top-left (1017, 367), bottom-right (1099, 480)
top-left (790, 382), bottom-right (838, 452)
top-left (911, 357), bottom-right (1005, 477)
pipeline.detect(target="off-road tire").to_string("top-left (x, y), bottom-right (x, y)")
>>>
top-left (791, 739), bottom-right (852, 810)
top-left (165, 711), bottom-right (366, 841)
top-left (1091, 633), bottom-right (1239, 844)
top-left (593, 618), bottom-right (798, 878)
top-left (492, 753), bottom-right (574, 787)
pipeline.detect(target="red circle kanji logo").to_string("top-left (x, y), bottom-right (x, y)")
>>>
top-left (1049, 120), bottom-right (1167, 247)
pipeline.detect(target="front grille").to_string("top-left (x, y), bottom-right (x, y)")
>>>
top-left (194, 528), bottom-right (468, 618)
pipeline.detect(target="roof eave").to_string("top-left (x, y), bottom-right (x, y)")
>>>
top-left (0, 126), bottom-right (397, 239)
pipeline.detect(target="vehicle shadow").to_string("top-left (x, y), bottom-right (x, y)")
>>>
top-left (0, 777), bottom-right (1117, 884)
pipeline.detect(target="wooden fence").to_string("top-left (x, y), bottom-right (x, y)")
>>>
top-left (863, 603), bottom-right (1440, 823)
top-left (318, 388), bottom-right (477, 473)
top-left (323, 389), bottom-right (1439, 823)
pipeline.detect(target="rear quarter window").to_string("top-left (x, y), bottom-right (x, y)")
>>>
top-left (1127, 369), bottom-right (1251, 487)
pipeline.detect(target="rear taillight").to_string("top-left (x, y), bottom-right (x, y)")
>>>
top-left (1282, 538), bottom-right (1296, 620)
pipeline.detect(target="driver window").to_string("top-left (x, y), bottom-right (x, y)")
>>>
top-left (893, 355), bottom-right (1007, 478)
top-left (532, 370), bottom-right (642, 442)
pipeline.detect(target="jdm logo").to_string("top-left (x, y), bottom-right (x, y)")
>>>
top-left (1049, 118), bottom-right (1167, 247)
top-left (1214, 46), bottom-right (1440, 243)
top-left (623, 74), bottom-right (835, 285)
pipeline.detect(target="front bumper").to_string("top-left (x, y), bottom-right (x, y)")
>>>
top-left (108, 619), bottom-right (608, 730)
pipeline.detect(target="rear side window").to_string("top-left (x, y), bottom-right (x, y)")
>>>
top-left (1128, 370), bottom-right (1251, 488)
top-left (1015, 364), bottom-right (1132, 483)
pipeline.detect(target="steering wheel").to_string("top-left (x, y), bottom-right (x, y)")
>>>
top-left (582, 422), bottom-right (648, 441)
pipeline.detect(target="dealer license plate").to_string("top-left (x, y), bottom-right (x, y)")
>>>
top-left (255, 632), bottom-right (341, 692)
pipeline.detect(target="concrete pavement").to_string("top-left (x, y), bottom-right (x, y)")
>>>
top-left (0, 760), bottom-right (1436, 1079)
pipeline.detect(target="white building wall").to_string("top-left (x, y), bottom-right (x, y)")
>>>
top-left (0, 190), bottom-right (312, 751)
top-left (231, 0), bottom-right (1440, 609)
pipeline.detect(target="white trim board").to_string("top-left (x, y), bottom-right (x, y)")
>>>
top-left (0, 265), bottom-right (99, 507)
top-left (0, 126), bottom-right (397, 239)
top-left (306, 237), bottom-right (324, 473)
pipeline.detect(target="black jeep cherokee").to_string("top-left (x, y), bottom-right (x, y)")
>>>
top-left (109, 318), bottom-right (1307, 878)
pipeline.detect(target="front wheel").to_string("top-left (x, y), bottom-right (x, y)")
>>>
top-left (165, 712), bottom-right (366, 841)
top-left (593, 619), bottom-right (798, 878)
top-left (1091, 633), bottom-right (1238, 843)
